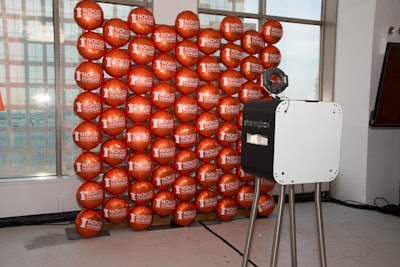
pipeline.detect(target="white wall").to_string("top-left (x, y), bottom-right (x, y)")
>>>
top-left (331, 0), bottom-right (400, 205)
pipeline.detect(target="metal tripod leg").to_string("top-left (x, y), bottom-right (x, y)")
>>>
top-left (289, 185), bottom-right (297, 267)
top-left (241, 177), bottom-right (262, 267)
top-left (315, 182), bottom-right (327, 267)
top-left (270, 184), bottom-right (286, 267)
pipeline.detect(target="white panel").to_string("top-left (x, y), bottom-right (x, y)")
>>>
top-left (273, 101), bottom-right (343, 185)
top-left (153, 0), bottom-right (197, 25)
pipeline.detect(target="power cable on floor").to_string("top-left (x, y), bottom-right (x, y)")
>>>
top-left (199, 221), bottom-right (258, 267)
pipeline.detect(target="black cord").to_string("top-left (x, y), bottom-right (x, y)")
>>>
top-left (199, 221), bottom-right (258, 267)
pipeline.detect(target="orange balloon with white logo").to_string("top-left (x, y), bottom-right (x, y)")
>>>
top-left (75, 209), bottom-right (103, 238)
top-left (195, 189), bottom-right (218, 213)
top-left (72, 121), bottom-right (101, 150)
top-left (100, 78), bottom-right (128, 107)
top-left (152, 53), bottom-right (177, 81)
top-left (74, 61), bottom-right (104, 91)
top-left (217, 146), bottom-right (240, 172)
top-left (99, 107), bottom-right (126, 136)
top-left (127, 153), bottom-right (153, 181)
top-left (174, 150), bottom-right (198, 175)
top-left (175, 40), bottom-right (199, 66)
top-left (103, 18), bottom-right (130, 48)
top-left (173, 175), bottom-right (197, 201)
top-left (197, 28), bottom-right (222, 55)
top-left (77, 31), bottom-right (106, 60)
top-left (74, 0), bottom-right (104, 30)
top-left (196, 163), bottom-right (220, 188)
top-left (74, 92), bottom-right (102, 121)
top-left (127, 7), bottom-right (155, 35)
top-left (129, 181), bottom-right (154, 204)
top-left (74, 152), bottom-right (103, 181)
top-left (174, 124), bottom-right (198, 149)
top-left (196, 111), bottom-right (219, 137)
top-left (125, 124), bottom-right (152, 152)
top-left (220, 16), bottom-right (243, 42)
top-left (149, 110), bottom-right (175, 137)
top-left (76, 181), bottom-right (104, 209)
top-left (103, 49), bottom-right (130, 78)
top-left (175, 10), bottom-right (200, 38)
top-left (152, 190), bottom-right (176, 217)
top-left (127, 65), bottom-right (154, 94)
top-left (152, 165), bottom-right (176, 190)
top-left (217, 197), bottom-right (238, 222)
top-left (174, 95), bottom-right (198, 122)
top-left (196, 83), bottom-right (220, 111)
top-left (100, 138), bottom-right (127, 166)
top-left (174, 201), bottom-right (197, 226)
top-left (128, 205), bottom-right (153, 231)
top-left (261, 20), bottom-right (283, 45)
top-left (102, 197), bottom-right (129, 223)
top-left (125, 95), bottom-right (152, 123)
top-left (128, 36), bottom-right (155, 65)
top-left (175, 67), bottom-right (199, 94)
top-left (150, 137), bottom-right (176, 165)
top-left (152, 25), bottom-right (177, 53)
top-left (101, 167), bottom-right (129, 195)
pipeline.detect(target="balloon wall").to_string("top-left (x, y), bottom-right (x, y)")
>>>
top-left (73, 0), bottom-right (282, 238)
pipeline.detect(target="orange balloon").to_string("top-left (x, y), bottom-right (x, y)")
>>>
top-left (261, 179), bottom-right (276, 194)
top-left (240, 81), bottom-right (263, 104)
top-left (195, 189), bottom-right (218, 213)
top-left (127, 7), bottom-right (155, 35)
top-left (217, 173), bottom-right (240, 197)
top-left (220, 43), bottom-right (243, 68)
top-left (196, 83), bottom-right (220, 111)
top-left (102, 167), bottom-right (129, 196)
top-left (128, 205), bottom-right (153, 231)
top-left (127, 153), bottom-right (153, 181)
top-left (150, 137), bottom-right (176, 165)
top-left (77, 31), bottom-right (106, 60)
top-left (102, 197), bottom-right (129, 223)
top-left (152, 190), bottom-right (176, 217)
top-left (74, 0), bottom-right (104, 30)
top-left (125, 124), bottom-right (152, 151)
top-left (151, 82), bottom-right (175, 109)
top-left (175, 67), bottom-right (199, 95)
top-left (74, 92), bottom-right (102, 121)
top-left (217, 198), bottom-right (238, 222)
top-left (103, 18), bottom-right (130, 47)
top-left (103, 49), bottom-right (130, 78)
top-left (260, 45), bottom-right (281, 69)
top-left (196, 163), bottom-right (220, 188)
top-left (74, 152), bottom-right (103, 181)
top-left (175, 11), bottom-right (200, 38)
top-left (125, 95), bottom-right (152, 123)
top-left (217, 96), bottom-right (241, 121)
top-left (195, 138), bottom-right (219, 163)
top-left (72, 121), bottom-right (101, 150)
top-left (100, 78), bottom-right (128, 107)
top-left (217, 146), bottom-right (240, 172)
top-left (174, 150), bottom-right (198, 175)
top-left (99, 107), bottom-right (126, 136)
top-left (100, 138), bottom-right (127, 166)
top-left (236, 111), bottom-right (243, 130)
top-left (152, 165), bottom-right (176, 190)
top-left (129, 181), bottom-right (154, 204)
top-left (127, 65), bottom-right (153, 94)
top-left (175, 40), bottom-right (199, 67)
top-left (74, 61), bottom-right (104, 91)
top-left (173, 175), bottom-right (197, 201)
top-left (152, 53), bottom-right (177, 80)
top-left (76, 181), bottom-right (104, 209)
top-left (241, 30), bottom-right (264, 55)
top-left (217, 121), bottom-right (239, 146)
top-left (196, 111), bottom-right (219, 137)
top-left (258, 194), bottom-right (275, 217)
top-left (241, 55), bottom-right (264, 81)
top-left (220, 16), bottom-right (243, 42)
top-left (236, 164), bottom-right (256, 183)
top-left (219, 69), bottom-right (243, 96)
top-left (150, 110), bottom-right (175, 137)
top-left (197, 55), bottom-right (220, 82)
top-left (174, 201), bottom-right (197, 226)
top-left (174, 124), bottom-right (197, 149)
top-left (174, 95), bottom-right (198, 122)
top-left (197, 28), bottom-right (222, 55)
top-left (128, 36), bottom-right (155, 65)
top-left (261, 20), bottom-right (283, 45)
top-left (152, 25), bottom-right (177, 53)
top-left (75, 209), bottom-right (103, 238)
top-left (236, 184), bottom-right (255, 208)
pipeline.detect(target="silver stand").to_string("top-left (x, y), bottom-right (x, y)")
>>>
top-left (242, 181), bottom-right (327, 267)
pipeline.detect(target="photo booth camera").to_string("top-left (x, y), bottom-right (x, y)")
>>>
top-left (240, 68), bottom-right (343, 267)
